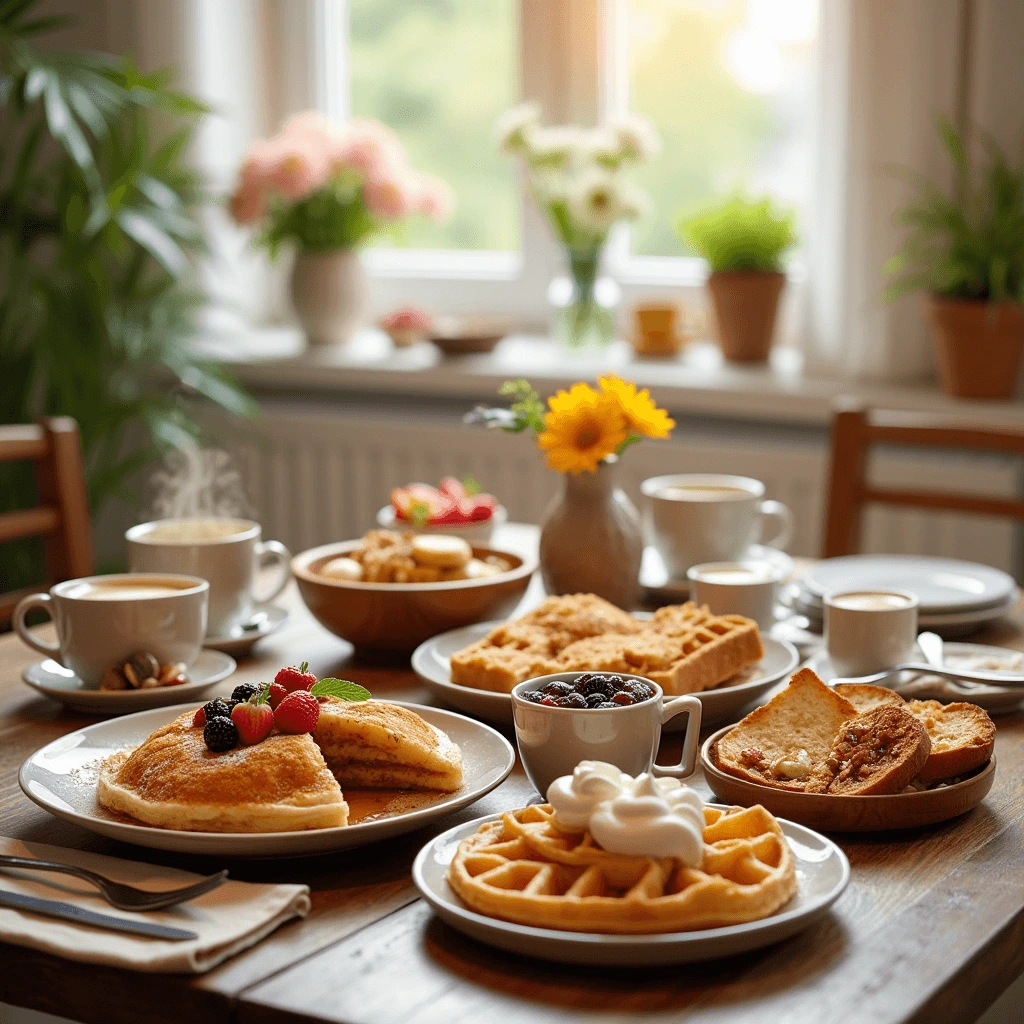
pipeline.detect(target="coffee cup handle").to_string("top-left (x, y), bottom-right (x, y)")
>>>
top-left (651, 695), bottom-right (702, 780)
top-left (758, 499), bottom-right (793, 550)
top-left (254, 540), bottom-right (292, 606)
top-left (13, 593), bottom-right (62, 660)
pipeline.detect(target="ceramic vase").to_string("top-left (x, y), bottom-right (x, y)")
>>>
top-left (290, 249), bottom-right (368, 346)
top-left (539, 459), bottom-right (642, 609)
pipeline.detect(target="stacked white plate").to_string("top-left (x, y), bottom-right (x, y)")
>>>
top-left (793, 555), bottom-right (1018, 636)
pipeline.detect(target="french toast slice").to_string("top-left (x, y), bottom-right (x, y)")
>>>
top-left (832, 683), bottom-right (906, 713)
top-left (714, 668), bottom-right (857, 789)
top-left (904, 700), bottom-right (996, 783)
top-left (803, 705), bottom-right (930, 795)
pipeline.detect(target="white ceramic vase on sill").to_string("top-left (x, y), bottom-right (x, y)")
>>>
top-left (290, 249), bottom-right (368, 346)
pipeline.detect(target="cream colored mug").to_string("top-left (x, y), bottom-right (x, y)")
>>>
top-left (13, 574), bottom-right (208, 686)
top-left (511, 672), bottom-right (702, 796)
top-left (126, 517), bottom-right (290, 637)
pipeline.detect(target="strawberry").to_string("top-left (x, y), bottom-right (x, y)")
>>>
top-left (275, 661), bottom-right (317, 693)
top-left (231, 696), bottom-right (275, 745)
top-left (274, 690), bottom-right (320, 734)
top-left (267, 682), bottom-right (289, 709)
top-left (439, 476), bottom-right (466, 501)
top-left (391, 484), bottom-right (452, 522)
top-left (192, 706), bottom-right (206, 728)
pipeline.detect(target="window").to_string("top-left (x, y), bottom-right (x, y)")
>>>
top-left (348, 0), bottom-right (519, 253)
top-left (315, 0), bottom-right (818, 315)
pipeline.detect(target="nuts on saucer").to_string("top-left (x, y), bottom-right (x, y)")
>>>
top-left (101, 652), bottom-right (188, 691)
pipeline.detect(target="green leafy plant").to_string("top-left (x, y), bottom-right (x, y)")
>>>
top-left (0, 0), bottom-right (255, 589)
top-left (884, 117), bottom-right (1024, 303)
top-left (676, 193), bottom-right (796, 273)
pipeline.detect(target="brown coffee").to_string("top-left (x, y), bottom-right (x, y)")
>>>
top-left (656, 485), bottom-right (753, 502)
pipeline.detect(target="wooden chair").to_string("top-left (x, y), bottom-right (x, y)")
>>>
top-left (0, 418), bottom-right (94, 627)
top-left (823, 400), bottom-right (1024, 557)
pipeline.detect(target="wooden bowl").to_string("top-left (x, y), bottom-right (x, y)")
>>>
top-left (291, 540), bottom-right (536, 651)
top-left (428, 315), bottom-right (511, 355)
top-left (701, 725), bottom-right (996, 832)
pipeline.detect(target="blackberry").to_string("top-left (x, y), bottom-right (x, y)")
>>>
top-left (542, 680), bottom-right (573, 697)
top-left (202, 698), bottom-right (233, 721)
top-left (203, 716), bottom-right (239, 752)
top-left (623, 681), bottom-right (654, 701)
top-left (584, 692), bottom-right (606, 708)
top-left (231, 682), bottom-right (262, 703)
top-left (522, 690), bottom-right (545, 704)
top-left (594, 701), bottom-right (619, 710)
top-left (557, 692), bottom-right (588, 709)
top-left (604, 674), bottom-right (631, 691)
top-left (575, 674), bottom-right (618, 698)
top-left (611, 691), bottom-right (634, 706)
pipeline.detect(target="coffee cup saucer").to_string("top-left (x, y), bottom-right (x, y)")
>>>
top-left (640, 545), bottom-right (793, 602)
top-left (22, 649), bottom-right (236, 715)
top-left (203, 606), bottom-right (288, 657)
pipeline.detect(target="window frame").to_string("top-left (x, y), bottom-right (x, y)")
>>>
top-left (312, 0), bottom-right (808, 326)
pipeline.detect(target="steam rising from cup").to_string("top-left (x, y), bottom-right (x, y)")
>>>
top-left (144, 444), bottom-right (253, 522)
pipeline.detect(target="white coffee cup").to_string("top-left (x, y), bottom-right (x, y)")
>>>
top-left (641, 474), bottom-right (793, 580)
top-left (687, 560), bottom-right (785, 629)
top-left (511, 672), bottom-right (702, 796)
top-left (825, 589), bottom-right (920, 677)
top-left (13, 574), bottom-right (208, 686)
top-left (126, 517), bottom-right (291, 637)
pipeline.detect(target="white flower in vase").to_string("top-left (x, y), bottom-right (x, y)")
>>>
top-left (609, 113), bottom-right (661, 164)
top-left (495, 102), bottom-right (541, 155)
top-left (526, 125), bottom-right (588, 169)
top-left (566, 168), bottom-right (638, 236)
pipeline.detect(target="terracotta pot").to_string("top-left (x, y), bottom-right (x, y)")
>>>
top-left (926, 296), bottom-right (1024, 400)
top-left (706, 271), bottom-right (785, 362)
top-left (290, 249), bottom-right (368, 346)
top-left (539, 460), bottom-right (642, 610)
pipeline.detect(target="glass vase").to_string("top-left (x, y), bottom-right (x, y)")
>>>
top-left (548, 246), bottom-right (620, 350)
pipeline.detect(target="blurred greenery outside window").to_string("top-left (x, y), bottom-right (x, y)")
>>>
top-left (341, 0), bottom-right (816, 268)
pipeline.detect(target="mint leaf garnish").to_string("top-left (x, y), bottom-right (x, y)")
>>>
top-left (463, 475), bottom-right (481, 496)
top-left (309, 678), bottom-right (371, 702)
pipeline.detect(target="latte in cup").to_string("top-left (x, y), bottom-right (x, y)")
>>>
top-left (825, 588), bottom-right (919, 678)
top-left (12, 574), bottom-right (208, 686)
top-left (642, 474), bottom-right (793, 579)
top-left (687, 560), bottom-right (784, 629)
top-left (126, 517), bottom-right (292, 638)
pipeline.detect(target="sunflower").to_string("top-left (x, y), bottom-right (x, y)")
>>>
top-left (538, 383), bottom-right (629, 473)
top-left (598, 375), bottom-right (675, 439)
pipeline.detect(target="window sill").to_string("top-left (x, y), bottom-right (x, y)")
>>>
top-left (197, 326), bottom-right (1024, 428)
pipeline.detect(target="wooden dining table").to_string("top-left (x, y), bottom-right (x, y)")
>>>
top-left (1, 525), bottom-right (1023, 1024)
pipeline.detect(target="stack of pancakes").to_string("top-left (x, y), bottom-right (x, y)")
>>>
top-left (97, 698), bottom-right (464, 833)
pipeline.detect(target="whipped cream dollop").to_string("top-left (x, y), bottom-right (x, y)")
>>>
top-left (546, 761), bottom-right (705, 865)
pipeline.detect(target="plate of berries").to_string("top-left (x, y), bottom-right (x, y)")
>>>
top-left (378, 477), bottom-right (507, 543)
top-left (19, 665), bottom-right (516, 856)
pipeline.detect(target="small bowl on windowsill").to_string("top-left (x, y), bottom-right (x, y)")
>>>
top-left (428, 315), bottom-right (513, 356)
top-left (376, 503), bottom-right (507, 544)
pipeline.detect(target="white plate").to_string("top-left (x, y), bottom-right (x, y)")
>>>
top-left (412, 809), bottom-right (849, 966)
top-left (808, 642), bottom-right (1024, 714)
top-left (22, 650), bottom-right (236, 715)
top-left (412, 622), bottom-right (799, 728)
top-left (640, 544), bottom-right (794, 601)
top-left (802, 555), bottom-right (1016, 614)
top-left (19, 701), bottom-right (515, 857)
top-left (794, 589), bottom-right (1018, 638)
top-left (203, 606), bottom-right (288, 657)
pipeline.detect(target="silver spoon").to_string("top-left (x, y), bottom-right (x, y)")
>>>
top-left (0, 855), bottom-right (228, 911)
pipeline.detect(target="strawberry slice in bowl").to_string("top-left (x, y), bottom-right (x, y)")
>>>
top-left (380, 478), bottom-right (506, 543)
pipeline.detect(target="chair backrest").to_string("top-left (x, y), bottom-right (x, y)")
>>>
top-left (823, 400), bottom-right (1024, 558)
top-left (0, 418), bottom-right (94, 626)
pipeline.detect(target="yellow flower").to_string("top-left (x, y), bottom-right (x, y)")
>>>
top-left (538, 383), bottom-right (628, 473)
top-left (598, 375), bottom-right (675, 439)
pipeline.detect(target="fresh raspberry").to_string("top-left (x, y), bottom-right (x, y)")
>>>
top-left (192, 706), bottom-right (206, 727)
top-left (274, 690), bottom-right (320, 734)
top-left (274, 661), bottom-right (317, 693)
top-left (267, 682), bottom-right (289, 709)
top-left (231, 696), bottom-right (275, 745)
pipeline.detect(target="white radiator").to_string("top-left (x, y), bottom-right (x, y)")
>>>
top-left (200, 402), bottom-right (1021, 575)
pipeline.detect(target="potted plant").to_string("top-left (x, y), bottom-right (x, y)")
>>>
top-left (677, 194), bottom-right (796, 362)
top-left (497, 104), bottom-right (658, 348)
top-left (885, 118), bottom-right (1024, 400)
top-left (229, 113), bottom-right (453, 346)
top-left (0, 0), bottom-right (253, 592)
top-left (468, 376), bottom-right (674, 609)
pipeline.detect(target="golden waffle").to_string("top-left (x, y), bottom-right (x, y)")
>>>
top-left (447, 802), bottom-right (796, 934)
top-left (646, 615), bottom-right (764, 695)
top-left (97, 712), bottom-right (348, 833)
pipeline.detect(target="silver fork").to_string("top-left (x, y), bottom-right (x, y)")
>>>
top-left (0, 855), bottom-right (228, 911)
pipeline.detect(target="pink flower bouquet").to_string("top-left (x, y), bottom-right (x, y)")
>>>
top-left (229, 111), bottom-right (453, 255)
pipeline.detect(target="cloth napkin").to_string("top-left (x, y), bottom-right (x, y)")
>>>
top-left (0, 837), bottom-right (310, 973)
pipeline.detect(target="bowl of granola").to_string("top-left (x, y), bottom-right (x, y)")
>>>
top-left (291, 529), bottom-right (536, 650)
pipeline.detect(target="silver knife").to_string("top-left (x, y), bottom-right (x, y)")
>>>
top-left (0, 889), bottom-right (197, 940)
